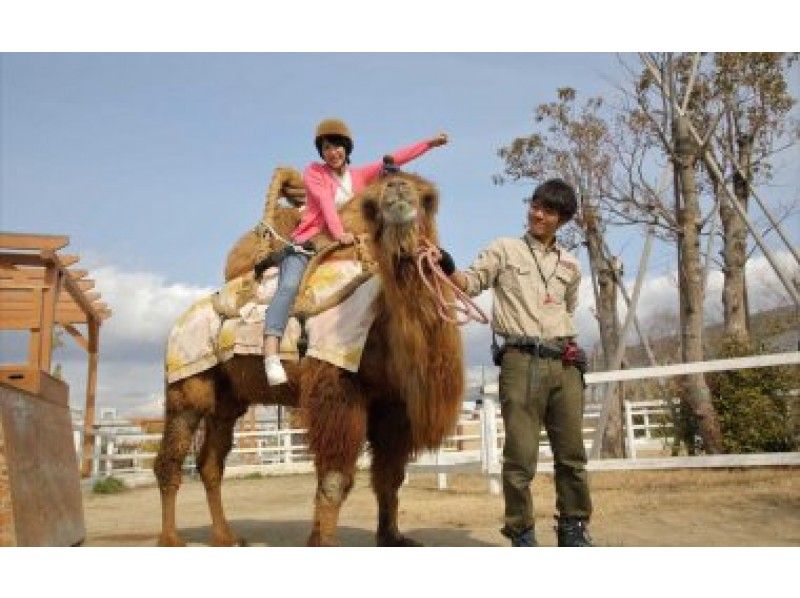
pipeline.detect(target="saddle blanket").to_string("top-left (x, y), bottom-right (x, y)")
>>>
top-left (165, 260), bottom-right (380, 383)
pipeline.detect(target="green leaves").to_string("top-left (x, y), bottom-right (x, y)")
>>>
top-left (707, 338), bottom-right (797, 453)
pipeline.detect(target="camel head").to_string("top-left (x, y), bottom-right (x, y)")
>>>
top-left (360, 171), bottom-right (440, 261)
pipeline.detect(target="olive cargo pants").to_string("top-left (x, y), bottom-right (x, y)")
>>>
top-left (498, 348), bottom-right (592, 537)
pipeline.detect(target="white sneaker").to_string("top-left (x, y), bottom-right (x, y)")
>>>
top-left (264, 355), bottom-right (288, 386)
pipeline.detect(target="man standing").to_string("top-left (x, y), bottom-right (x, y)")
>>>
top-left (444, 178), bottom-right (593, 547)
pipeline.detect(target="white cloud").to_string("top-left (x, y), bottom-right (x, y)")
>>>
top-left (49, 265), bottom-right (213, 417)
top-left (576, 249), bottom-right (798, 350)
top-left (739, 251), bottom-right (799, 313)
top-left (93, 265), bottom-right (214, 353)
top-left (60, 358), bottom-right (166, 418)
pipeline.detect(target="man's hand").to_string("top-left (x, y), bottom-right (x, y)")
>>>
top-left (437, 247), bottom-right (456, 276)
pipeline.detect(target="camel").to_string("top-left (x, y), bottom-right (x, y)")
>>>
top-left (153, 169), bottom-right (464, 546)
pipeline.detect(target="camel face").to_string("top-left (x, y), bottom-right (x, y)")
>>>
top-left (361, 172), bottom-right (440, 258)
top-left (380, 177), bottom-right (419, 225)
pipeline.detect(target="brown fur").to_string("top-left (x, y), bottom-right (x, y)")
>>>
top-left (154, 171), bottom-right (464, 547)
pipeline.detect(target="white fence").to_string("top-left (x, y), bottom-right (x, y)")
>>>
top-left (73, 425), bottom-right (322, 487)
top-left (74, 351), bottom-right (800, 492)
top-left (624, 399), bottom-right (676, 459)
top-left (74, 399), bottom-right (678, 489)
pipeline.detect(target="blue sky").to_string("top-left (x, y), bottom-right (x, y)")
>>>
top-left (2, 52), bottom-right (799, 415)
top-left (2, 53), bottom-right (628, 284)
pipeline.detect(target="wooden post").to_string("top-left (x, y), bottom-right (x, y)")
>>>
top-left (105, 436), bottom-right (115, 476)
top-left (72, 429), bottom-right (81, 455)
top-left (624, 400), bottom-right (636, 459)
top-left (479, 399), bottom-right (488, 473)
top-left (481, 396), bottom-right (501, 495)
top-left (246, 407), bottom-right (257, 462)
top-left (38, 263), bottom-right (61, 374)
top-left (282, 431), bottom-right (292, 464)
top-left (81, 316), bottom-right (99, 477)
top-left (26, 291), bottom-right (43, 373)
top-left (91, 430), bottom-right (101, 478)
top-left (436, 449), bottom-right (447, 490)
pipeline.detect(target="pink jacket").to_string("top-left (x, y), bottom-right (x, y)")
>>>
top-left (291, 140), bottom-right (433, 243)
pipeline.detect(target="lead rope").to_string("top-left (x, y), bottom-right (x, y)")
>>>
top-left (415, 237), bottom-right (489, 325)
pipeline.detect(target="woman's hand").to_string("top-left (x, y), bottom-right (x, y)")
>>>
top-left (429, 132), bottom-right (448, 148)
top-left (338, 232), bottom-right (356, 245)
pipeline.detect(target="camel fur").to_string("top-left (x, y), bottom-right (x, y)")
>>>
top-left (154, 170), bottom-right (464, 547)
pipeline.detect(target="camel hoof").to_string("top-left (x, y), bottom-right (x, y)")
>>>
top-left (377, 533), bottom-right (423, 547)
top-left (157, 533), bottom-right (186, 547)
top-left (306, 533), bottom-right (340, 547)
top-left (211, 531), bottom-right (247, 547)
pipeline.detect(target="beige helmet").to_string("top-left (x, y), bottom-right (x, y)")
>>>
top-left (314, 118), bottom-right (353, 158)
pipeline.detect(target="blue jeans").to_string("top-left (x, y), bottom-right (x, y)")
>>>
top-left (263, 250), bottom-right (310, 337)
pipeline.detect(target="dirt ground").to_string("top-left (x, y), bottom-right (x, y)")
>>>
top-left (81, 466), bottom-right (800, 547)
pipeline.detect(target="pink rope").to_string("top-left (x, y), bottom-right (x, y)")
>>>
top-left (415, 237), bottom-right (489, 326)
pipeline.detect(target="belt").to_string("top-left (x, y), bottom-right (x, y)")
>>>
top-left (505, 343), bottom-right (563, 360)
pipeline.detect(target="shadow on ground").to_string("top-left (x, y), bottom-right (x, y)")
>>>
top-left (91, 520), bottom-right (497, 547)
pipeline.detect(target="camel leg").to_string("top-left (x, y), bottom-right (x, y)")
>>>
top-left (302, 362), bottom-right (367, 546)
top-left (307, 468), bottom-right (357, 547)
top-left (154, 405), bottom-right (203, 547)
top-left (197, 402), bottom-right (246, 547)
top-left (367, 402), bottom-right (421, 547)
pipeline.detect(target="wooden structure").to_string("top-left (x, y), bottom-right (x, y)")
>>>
top-left (0, 232), bottom-right (111, 545)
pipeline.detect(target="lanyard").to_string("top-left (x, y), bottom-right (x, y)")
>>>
top-left (523, 236), bottom-right (560, 304)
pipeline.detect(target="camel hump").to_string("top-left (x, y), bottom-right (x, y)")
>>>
top-left (224, 166), bottom-right (306, 282)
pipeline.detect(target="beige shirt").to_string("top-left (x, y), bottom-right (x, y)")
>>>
top-left (461, 233), bottom-right (580, 340)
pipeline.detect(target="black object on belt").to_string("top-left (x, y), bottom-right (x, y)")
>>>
top-left (503, 336), bottom-right (566, 360)
top-left (506, 344), bottom-right (563, 359)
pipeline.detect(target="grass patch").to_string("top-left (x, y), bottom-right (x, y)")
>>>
top-left (92, 475), bottom-right (128, 494)
top-left (243, 472), bottom-right (264, 480)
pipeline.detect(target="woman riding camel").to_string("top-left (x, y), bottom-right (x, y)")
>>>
top-left (263, 118), bottom-right (449, 385)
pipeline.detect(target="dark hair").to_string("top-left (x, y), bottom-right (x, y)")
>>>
top-left (315, 134), bottom-right (353, 164)
top-left (529, 178), bottom-right (577, 222)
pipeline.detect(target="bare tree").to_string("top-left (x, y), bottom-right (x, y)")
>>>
top-left (624, 53), bottom-right (724, 453)
top-left (705, 53), bottom-right (799, 345)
